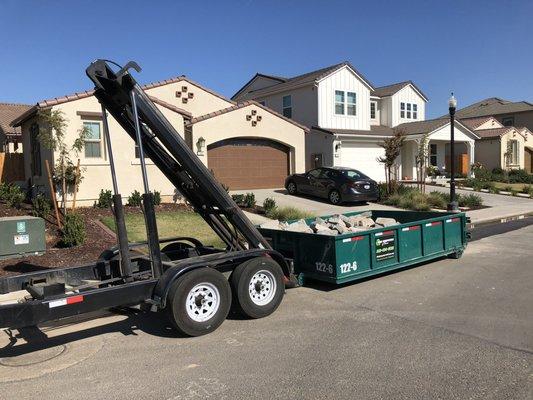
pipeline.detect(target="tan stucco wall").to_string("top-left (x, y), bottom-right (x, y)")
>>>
top-left (494, 111), bottom-right (533, 133)
top-left (190, 104), bottom-right (306, 174)
top-left (475, 130), bottom-right (526, 171)
top-left (475, 117), bottom-right (503, 130)
top-left (500, 129), bottom-right (525, 169)
top-left (145, 79), bottom-right (234, 117)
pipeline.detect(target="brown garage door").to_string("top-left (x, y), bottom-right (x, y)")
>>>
top-left (207, 138), bottom-right (290, 189)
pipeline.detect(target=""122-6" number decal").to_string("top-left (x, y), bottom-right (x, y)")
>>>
top-left (339, 261), bottom-right (358, 274)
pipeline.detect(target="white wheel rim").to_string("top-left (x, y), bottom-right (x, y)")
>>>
top-left (185, 283), bottom-right (220, 322)
top-left (248, 270), bottom-right (277, 306)
top-left (330, 191), bottom-right (339, 203)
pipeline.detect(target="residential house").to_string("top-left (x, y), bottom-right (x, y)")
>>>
top-left (233, 62), bottom-right (478, 181)
top-left (452, 98), bottom-right (533, 173)
top-left (461, 116), bottom-right (532, 172)
top-left (11, 75), bottom-right (307, 205)
top-left (0, 103), bottom-right (30, 183)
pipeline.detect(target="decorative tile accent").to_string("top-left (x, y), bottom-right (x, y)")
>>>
top-left (176, 86), bottom-right (194, 102)
top-left (245, 108), bottom-right (262, 127)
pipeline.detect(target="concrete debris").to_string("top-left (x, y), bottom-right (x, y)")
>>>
top-left (259, 212), bottom-right (399, 236)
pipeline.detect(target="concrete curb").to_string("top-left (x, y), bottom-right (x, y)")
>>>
top-left (468, 213), bottom-right (532, 228)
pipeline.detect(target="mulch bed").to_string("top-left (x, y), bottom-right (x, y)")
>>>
top-left (0, 202), bottom-right (190, 277)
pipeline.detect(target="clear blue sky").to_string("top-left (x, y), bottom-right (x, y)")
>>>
top-left (1, 0), bottom-right (532, 118)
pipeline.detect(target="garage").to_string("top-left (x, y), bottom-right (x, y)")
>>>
top-left (207, 138), bottom-right (290, 189)
top-left (339, 141), bottom-right (386, 182)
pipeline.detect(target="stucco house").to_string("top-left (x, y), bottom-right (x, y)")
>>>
top-left (233, 62), bottom-right (478, 181)
top-left (461, 116), bottom-right (532, 172)
top-left (0, 102), bottom-right (30, 153)
top-left (11, 75), bottom-right (307, 205)
top-left (451, 98), bottom-right (533, 173)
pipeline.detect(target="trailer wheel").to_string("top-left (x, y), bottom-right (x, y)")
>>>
top-left (231, 257), bottom-right (285, 319)
top-left (166, 268), bottom-right (231, 337)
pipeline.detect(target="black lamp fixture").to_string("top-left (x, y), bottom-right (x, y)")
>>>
top-left (447, 93), bottom-right (458, 212)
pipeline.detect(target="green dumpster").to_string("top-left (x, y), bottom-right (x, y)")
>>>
top-left (258, 210), bottom-right (469, 285)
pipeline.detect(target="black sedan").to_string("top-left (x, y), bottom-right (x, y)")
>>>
top-left (284, 167), bottom-right (379, 205)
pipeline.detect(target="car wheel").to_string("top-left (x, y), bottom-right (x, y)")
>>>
top-left (287, 181), bottom-right (297, 195)
top-left (329, 189), bottom-right (342, 205)
top-left (166, 267), bottom-right (231, 337)
top-left (230, 257), bottom-right (285, 319)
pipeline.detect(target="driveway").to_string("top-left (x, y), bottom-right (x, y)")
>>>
top-left (427, 185), bottom-right (533, 224)
top-left (233, 188), bottom-right (398, 216)
top-left (1, 226), bottom-right (531, 399)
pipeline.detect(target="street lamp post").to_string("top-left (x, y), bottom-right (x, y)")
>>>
top-left (447, 93), bottom-right (458, 212)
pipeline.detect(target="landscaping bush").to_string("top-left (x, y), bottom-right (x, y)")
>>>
top-left (152, 190), bottom-right (161, 206)
top-left (243, 192), bottom-right (256, 208)
top-left (127, 190), bottom-right (143, 207)
top-left (95, 189), bottom-right (113, 208)
top-left (263, 197), bottom-right (277, 216)
top-left (458, 193), bottom-right (483, 208)
top-left (521, 185), bottom-right (533, 196)
top-left (32, 193), bottom-right (52, 218)
top-left (267, 206), bottom-right (314, 222)
top-left (427, 191), bottom-right (448, 209)
top-left (383, 189), bottom-right (430, 211)
top-left (231, 194), bottom-right (245, 205)
top-left (1, 183), bottom-right (25, 208)
top-left (61, 213), bottom-right (86, 247)
top-left (508, 169), bottom-right (533, 184)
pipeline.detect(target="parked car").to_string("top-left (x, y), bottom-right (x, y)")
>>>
top-left (285, 166), bottom-right (379, 205)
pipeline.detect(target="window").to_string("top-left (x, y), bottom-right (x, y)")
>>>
top-left (346, 92), bottom-right (356, 116)
top-left (401, 102), bottom-right (418, 119)
top-left (335, 90), bottom-right (344, 115)
top-left (30, 123), bottom-right (42, 176)
top-left (370, 102), bottom-right (376, 119)
top-left (282, 95), bottom-right (292, 118)
top-left (307, 168), bottom-right (322, 178)
top-left (84, 121), bottom-right (102, 158)
top-left (509, 140), bottom-right (519, 165)
top-left (502, 117), bottom-right (514, 126)
top-left (340, 169), bottom-right (370, 180)
top-left (429, 144), bottom-right (438, 166)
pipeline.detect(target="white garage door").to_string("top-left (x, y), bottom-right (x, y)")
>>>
top-left (339, 142), bottom-right (386, 182)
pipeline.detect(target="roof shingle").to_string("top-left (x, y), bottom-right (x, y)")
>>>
top-left (450, 97), bottom-right (533, 119)
top-left (0, 103), bottom-right (32, 136)
top-left (371, 80), bottom-right (428, 100)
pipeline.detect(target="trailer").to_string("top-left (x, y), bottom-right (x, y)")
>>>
top-left (258, 210), bottom-right (470, 285)
top-left (0, 60), bottom-right (292, 337)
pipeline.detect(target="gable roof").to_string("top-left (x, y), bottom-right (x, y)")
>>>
top-left (147, 96), bottom-right (192, 118)
top-left (231, 73), bottom-right (288, 100)
top-left (474, 126), bottom-right (517, 139)
top-left (186, 100), bottom-right (309, 132)
top-left (11, 75), bottom-right (235, 127)
top-left (460, 116), bottom-right (498, 130)
top-left (450, 97), bottom-right (533, 119)
top-left (0, 103), bottom-right (32, 136)
top-left (371, 80), bottom-right (429, 102)
top-left (234, 61), bottom-right (375, 99)
top-left (396, 117), bottom-right (478, 138)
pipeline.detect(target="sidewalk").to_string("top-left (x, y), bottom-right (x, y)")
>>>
top-left (427, 185), bottom-right (533, 224)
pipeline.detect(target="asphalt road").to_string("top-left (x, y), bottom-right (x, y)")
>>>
top-left (1, 226), bottom-right (532, 400)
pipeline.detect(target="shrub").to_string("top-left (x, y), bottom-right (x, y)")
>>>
top-left (61, 213), bottom-right (86, 247)
top-left (508, 169), bottom-right (533, 184)
top-left (458, 193), bottom-right (483, 208)
top-left (521, 185), bottom-right (533, 196)
top-left (0, 182), bottom-right (10, 201)
top-left (263, 197), bottom-right (277, 216)
top-left (501, 185), bottom-right (513, 192)
top-left (32, 193), bottom-right (51, 218)
top-left (427, 191), bottom-right (447, 209)
top-left (2, 184), bottom-right (25, 208)
top-left (95, 189), bottom-right (113, 208)
top-left (267, 206), bottom-right (314, 222)
top-left (231, 194), bottom-right (245, 205)
top-left (127, 190), bottom-right (143, 207)
top-left (243, 192), bottom-right (256, 208)
top-left (152, 190), bottom-right (161, 206)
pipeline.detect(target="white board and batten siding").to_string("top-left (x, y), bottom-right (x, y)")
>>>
top-left (317, 66), bottom-right (371, 131)
top-left (391, 85), bottom-right (426, 127)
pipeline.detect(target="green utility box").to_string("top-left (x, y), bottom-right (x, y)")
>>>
top-left (0, 216), bottom-right (46, 260)
top-left (258, 210), bottom-right (468, 285)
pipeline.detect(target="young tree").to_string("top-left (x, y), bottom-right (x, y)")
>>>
top-left (377, 129), bottom-right (406, 194)
top-left (415, 133), bottom-right (430, 193)
top-left (37, 110), bottom-right (88, 215)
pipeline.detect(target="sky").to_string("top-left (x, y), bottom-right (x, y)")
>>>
top-left (1, 0), bottom-right (532, 118)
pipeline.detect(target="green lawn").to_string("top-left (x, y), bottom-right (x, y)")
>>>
top-left (492, 182), bottom-right (530, 191)
top-left (101, 210), bottom-right (225, 248)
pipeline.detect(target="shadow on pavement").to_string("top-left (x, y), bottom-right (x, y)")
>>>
top-left (271, 189), bottom-right (371, 207)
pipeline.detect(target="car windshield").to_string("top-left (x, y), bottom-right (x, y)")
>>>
top-left (341, 169), bottom-right (370, 180)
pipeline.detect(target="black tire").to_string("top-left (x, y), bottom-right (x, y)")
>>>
top-left (286, 181), bottom-right (297, 195)
top-left (449, 250), bottom-right (464, 259)
top-left (230, 257), bottom-right (285, 319)
top-left (166, 268), bottom-right (231, 337)
top-left (329, 189), bottom-right (342, 205)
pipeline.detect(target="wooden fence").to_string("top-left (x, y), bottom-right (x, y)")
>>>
top-left (0, 152), bottom-right (25, 183)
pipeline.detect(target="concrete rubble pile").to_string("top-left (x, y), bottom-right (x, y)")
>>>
top-left (259, 211), bottom-right (399, 236)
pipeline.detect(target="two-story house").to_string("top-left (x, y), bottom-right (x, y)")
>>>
top-left (233, 62), bottom-right (479, 181)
